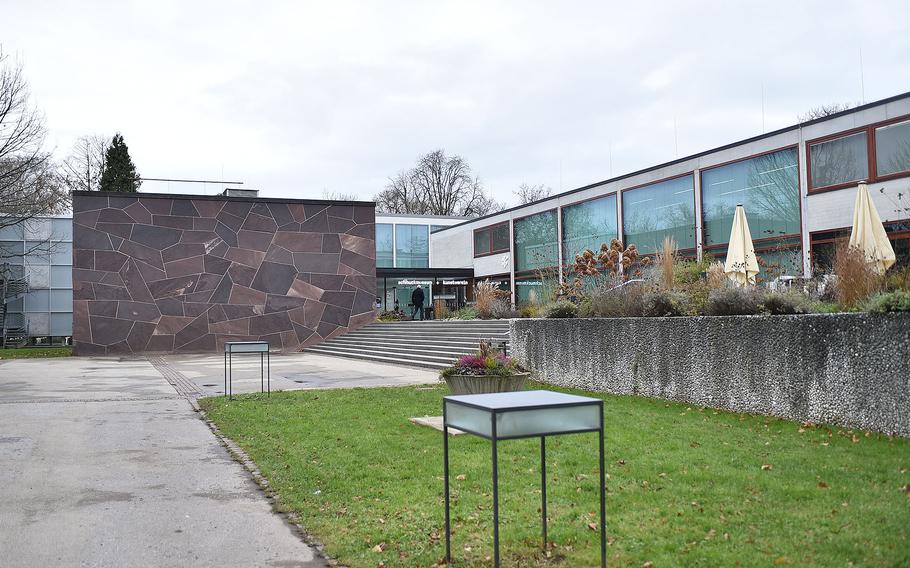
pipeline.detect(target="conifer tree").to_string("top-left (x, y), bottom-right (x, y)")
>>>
top-left (98, 133), bottom-right (141, 192)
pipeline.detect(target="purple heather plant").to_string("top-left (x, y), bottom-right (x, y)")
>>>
top-left (442, 341), bottom-right (525, 378)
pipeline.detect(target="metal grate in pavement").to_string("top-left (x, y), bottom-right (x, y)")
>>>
top-left (147, 356), bottom-right (204, 397)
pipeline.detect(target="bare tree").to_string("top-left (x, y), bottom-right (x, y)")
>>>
top-left (61, 134), bottom-right (109, 192)
top-left (374, 149), bottom-right (503, 216)
top-left (0, 51), bottom-right (68, 263)
top-left (797, 103), bottom-right (853, 123)
top-left (321, 189), bottom-right (361, 201)
top-left (513, 183), bottom-right (553, 205)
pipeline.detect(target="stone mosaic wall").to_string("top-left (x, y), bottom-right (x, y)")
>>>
top-left (72, 191), bottom-right (376, 355)
top-left (511, 314), bottom-right (910, 437)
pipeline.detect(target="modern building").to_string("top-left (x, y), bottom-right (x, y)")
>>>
top-left (431, 91), bottom-right (910, 305)
top-left (0, 217), bottom-right (73, 346)
top-left (374, 213), bottom-right (472, 317)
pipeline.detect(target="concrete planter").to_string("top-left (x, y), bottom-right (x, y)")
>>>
top-left (444, 373), bottom-right (529, 395)
top-left (510, 314), bottom-right (910, 437)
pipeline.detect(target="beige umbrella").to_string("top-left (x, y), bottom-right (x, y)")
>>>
top-left (848, 182), bottom-right (895, 274)
top-left (724, 204), bottom-right (759, 286)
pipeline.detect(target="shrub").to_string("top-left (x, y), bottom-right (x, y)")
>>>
top-left (450, 307), bottom-right (478, 320)
top-left (655, 236), bottom-right (677, 290)
top-left (544, 300), bottom-right (578, 318)
top-left (518, 305), bottom-right (539, 318)
top-left (587, 279), bottom-right (648, 317)
top-left (705, 287), bottom-right (764, 316)
top-left (811, 301), bottom-right (841, 314)
top-left (440, 340), bottom-right (525, 378)
top-left (865, 290), bottom-right (910, 313)
top-left (491, 298), bottom-right (520, 319)
top-left (706, 261), bottom-right (727, 290)
top-left (378, 310), bottom-right (406, 321)
top-left (834, 242), bottom-right (881, 309)
top-left (475, 280), bottom-right (509, 319)
top-left (884, 265), bottom-right (910, 292)
top-left (762, 291), bottom-right (811, 315)
top-left (642, 290), bottom-right (689, 317)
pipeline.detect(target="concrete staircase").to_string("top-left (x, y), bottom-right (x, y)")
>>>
top-left (303, 320), bottom-right (511, 369)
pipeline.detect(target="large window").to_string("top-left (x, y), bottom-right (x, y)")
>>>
top-left (474, 222), bottom-right (510, 256)
top-left (376, 223), bottom-right (394, 268)
top-left (622, 175), bottom-right (696, 254)
top-left (809, 132), bottom-right (868, 190)
top-left (562, 195), bottom-right (617, 263)
top-left (514, 211), bottom-right (558, 272)
top-left (395, 224), bottom-right (429, 268)
top-left (875, 119), bottom-right (910, 177)
top-left (701, 148), bottom-right (800, 248)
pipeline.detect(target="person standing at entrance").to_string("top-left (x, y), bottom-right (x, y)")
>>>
top-left (411, 285), bottom-right (425, 320)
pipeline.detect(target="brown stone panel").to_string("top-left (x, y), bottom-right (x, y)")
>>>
top-left (89, 316), bottom-right (134, 346)
top-left (293, 252), bottom-right (340, 274)
top-left (238, 230), bottom-right (273, 252)
top-left (273, 232), bottom-right (323, 252)
top-left (73, 192), bottom-right (375, 355)
top-left (250, 261), bottom-right (296, 295)
top-left (130, 224), bottom-right (181, 250)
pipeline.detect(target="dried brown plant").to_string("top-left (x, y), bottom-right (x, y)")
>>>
top-left (656, 236), bottom-right (677, 290)
top-left (833, 241), bottom-right (881, 309)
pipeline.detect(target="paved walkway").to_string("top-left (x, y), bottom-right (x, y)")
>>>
top-left (0, 352), bottom-right (434, 567)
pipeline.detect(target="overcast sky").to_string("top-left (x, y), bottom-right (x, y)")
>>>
top-left (3, 1), bottom-right (910, 206)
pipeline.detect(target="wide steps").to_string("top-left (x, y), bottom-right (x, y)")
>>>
top-left (304, 320), bottom-right (512, 369)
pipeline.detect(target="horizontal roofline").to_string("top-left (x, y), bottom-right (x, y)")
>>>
top-left (71, 190), bottom-right (376, 207)
top-left (375, 213), bottom-right (469, 220)
top-left (433, 89), bottom-right (910, 233)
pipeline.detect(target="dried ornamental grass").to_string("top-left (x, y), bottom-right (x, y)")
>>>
top-left (833, 242), bottom-right (881, 309)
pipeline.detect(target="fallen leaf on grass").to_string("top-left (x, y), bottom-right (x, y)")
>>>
top-left (455, 474), bottom-right (466, 481)
top-left (901, 484), bottom-right (910, 494)
top-left (642, 562), bottom-right (654, 568)
top-left (774, 556), bottom-right (789, 565)
top-left (372, 543), bottom-right (387, 553)
top-left (587, 522), bottom-right (598, 531)
top-left (761, 464), bottom-right (773, 471)
top-left (617, 459), bottom-right (626, 466)
top-left (817, 482), bottom-right (829, 489)
top-left (704, 528), bottom-right (716, 540)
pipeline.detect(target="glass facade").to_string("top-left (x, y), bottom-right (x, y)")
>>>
top-left (809, 132), bottom-right (868, 189)
top-left (622, 175), bottom-right (697, 254)
top-left (395, 224), bottom-right (429, 268)
top-left (376, 223), bottom-right (394, 268)
top-left (514, 211), bottom-right (558, 272)
top-left (701, 148), bottom-right (800, 247)
top-left (875, 119), bottom-right (910, 177)
top-left (562, 195), bottom-right (617, 263)
top-left (1, 217), bottom-right (73, 343)
top-left (515, 271), bottom-right (558, 306)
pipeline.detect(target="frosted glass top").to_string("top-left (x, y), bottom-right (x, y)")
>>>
top-left (444, 390), bottom-right (600, 411)
top-left (444, 390), bottom-right (602, 439)
top-left (224, 341), bottom-right (270, 353)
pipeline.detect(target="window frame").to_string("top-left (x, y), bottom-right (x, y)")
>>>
top-left (699, 144), bottom-right (802, 253)
top-left (806, 113), bottom-right (910, 194)
top-left (512, 208), bottom-right (560, 273)
top-left (809, 217), bottom-right (910, 269)
top-left (472, 221), bottom-right (511, 258)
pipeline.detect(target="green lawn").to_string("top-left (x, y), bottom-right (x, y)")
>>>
top-left (199, 384), bottom-right (910, 567)
top-left (0, 346), bottom-right (72, 359)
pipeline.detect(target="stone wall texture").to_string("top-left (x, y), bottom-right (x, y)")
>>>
top-left (72, 191), bottom-right (376, 355)
top-left (511, 314), bottom-right (910, 437)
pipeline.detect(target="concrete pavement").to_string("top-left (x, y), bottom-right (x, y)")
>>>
top-left (0, 356), bottom-right (333, 567)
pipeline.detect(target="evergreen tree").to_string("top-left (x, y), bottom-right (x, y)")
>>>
top-left (98, 133), bottom-right (141, 192)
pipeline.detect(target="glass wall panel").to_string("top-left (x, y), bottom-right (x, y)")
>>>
top-left (26, 313), bottom-right (49, 335)
top-left (623, 176), bottom-right (697, 254)
top-left (701, 148), bottom-right (800, 246)
top-left (6, 298), bottom-right (23, 313)
top-left (0, 221), bottom-right (23, 240)
top-left (25, 290), bottom-right (49, 311)
top-left (809, 132), bottom-right (868, 188)
top-left (562, 195), bottom-right (617, 262)
top-left (395, 224), bottom-right (429, 268)
top-left (514, 211), bottom-right (558, 272)
top-left (0, 241), bottom-right (24, 264)
top-left (514, 272), bottom-right (557, 306)
top-left (474, 229), bottom-right (491, 256)
top-left (50, 241), bottom-right (73, 265)
top-left (25, 242), bottom-right (51, 264)
top-left (875, 119), bottom-right (910, 176)
top-left (712, 245), bottom-right (803, 279)
top-left (51, 265), bottom-right (72, 288)
top-left (52, 218), bottom-right (73, 240)
top-left (51, 289), bottom-right (72, 311)
top-left (24, 218), bottom-right (51, 241)
top-left (376, 223), bottom-right (394, 268)
top-left (51, 313), bottom-right (73, 336)
top-left (26, 265), bottom-right (50, 289)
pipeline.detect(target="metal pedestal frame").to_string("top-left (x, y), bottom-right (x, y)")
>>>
top-left (443, 403), bottom-right (606, 568)
top-left (223, 342), bottom-right (270, 400)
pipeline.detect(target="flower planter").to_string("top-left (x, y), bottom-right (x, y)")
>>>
top-left (443, 373), bottom-right (529, 395)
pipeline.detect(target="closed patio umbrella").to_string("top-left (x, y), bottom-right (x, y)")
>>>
top-left (848, 182), bottom-right (895, 274)
top-left (724, 204), bottom-right (759, 286)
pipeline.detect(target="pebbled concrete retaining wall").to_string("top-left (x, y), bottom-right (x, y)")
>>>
top-left (511, 314), bottom-right (910, 436)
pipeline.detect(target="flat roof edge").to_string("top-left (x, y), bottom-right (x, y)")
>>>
top-left (70, 190), bottom-right (376, 207)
